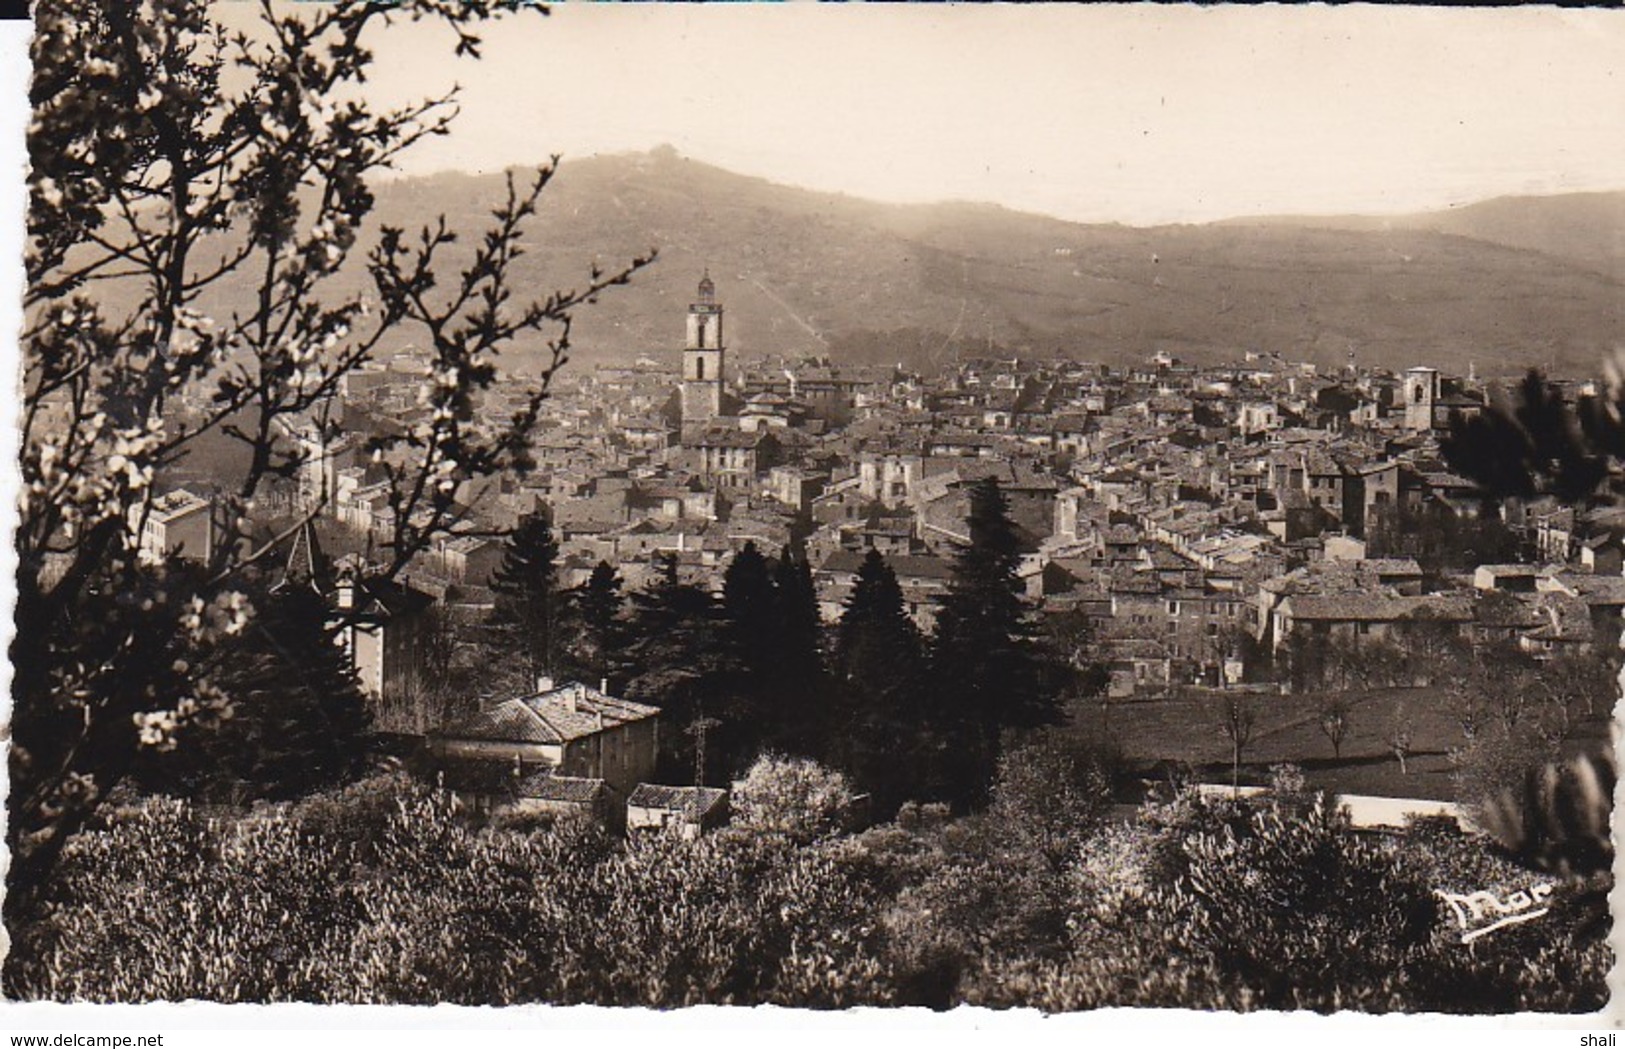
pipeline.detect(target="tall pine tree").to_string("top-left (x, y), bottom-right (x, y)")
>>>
top-left (723, 542), bottom-right (779, 674)
top-left (928, 478), bottom-right (1057, 806)
top-left (831, 549), bottom-right (926, 814)
top-left (775, 547), bottom-right (826, 677)
top-left (131, 583), bottom-right (373, 802)
top-left (624, 554), bottom-right (741, 783)
top-left (488, 515), bottom-right (561, 682)
top-left (558, 560), bottom-right (626, 690)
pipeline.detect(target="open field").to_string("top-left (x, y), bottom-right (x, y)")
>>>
top-left (1072, 685), bottom-right (1612, 802)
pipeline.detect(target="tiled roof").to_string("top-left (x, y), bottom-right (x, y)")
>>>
top-left (438, 681), bottom-right (659, 745)
top-left (515, 772), bottom-right (608, 803)
top-left (1288, 594), bottom-right (1471, 623)
top-left (150, 489), bottom-right (209, 519)
top-left (817, 549), bottom-right (954, 581)
top-left (695, 428), bottom-right (772, 449)
top-left (1364, 558), bottom-right (1423, 577)
top-left (1566, 575), bottom-right (1625, 605)
top-left (627, 784), bottom-right (729, 819)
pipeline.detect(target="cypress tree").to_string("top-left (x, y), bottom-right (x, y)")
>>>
top-left (721, 541), bottom-right (780, 761)
top-left (723, 542), bottom-right (778, 674)
top-left (624, 554), bottom-right (739, 782)
top-left (774, 545), bottom-right (825, 688)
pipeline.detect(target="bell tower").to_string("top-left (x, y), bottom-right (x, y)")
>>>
top-left (680, 271), bottom-right (725, 439)
top-left (1404, 366), bottom-right (1439, 432)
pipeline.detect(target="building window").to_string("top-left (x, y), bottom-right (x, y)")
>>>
top-left (695, 356), bottom-right (706, 381)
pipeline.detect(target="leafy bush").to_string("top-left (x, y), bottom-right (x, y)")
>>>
top-left (731, 753), bottom-right (858, 844)
top-left (6, 771), bottom-right (1608, 1012)
top-left (6, 787), bottom-right (894, 1007)
top-left (984, 736), bottom-right (1112, 874)
top-left (1171, 796), bottom-right (1437, 1009)
top-left (1044, 787), bottom-right (1611, 1014)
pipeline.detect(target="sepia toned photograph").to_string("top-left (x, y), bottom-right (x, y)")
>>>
top-left (3, 0), bottom-right (1622, 1021)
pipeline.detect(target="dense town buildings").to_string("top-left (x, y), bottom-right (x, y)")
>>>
top-left (188, 271), bottom-right (1621, 809)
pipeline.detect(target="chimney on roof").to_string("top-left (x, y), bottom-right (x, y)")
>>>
top-left (600, 677), bottom-right (609, 694)
top-left (537, 675), bottom-right (554, 694)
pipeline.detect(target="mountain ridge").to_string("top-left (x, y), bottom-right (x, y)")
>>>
top-left (163, 148), bottom-right (1625, 379)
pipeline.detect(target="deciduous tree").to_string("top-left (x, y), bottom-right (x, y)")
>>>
top-left (1200, 691), bottom-right (1257, 792)
top-left (12, 0), bottom-right (649, 915)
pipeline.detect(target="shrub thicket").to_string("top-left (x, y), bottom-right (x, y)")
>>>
top-left (5, 777), bottom-right (1608, 1013)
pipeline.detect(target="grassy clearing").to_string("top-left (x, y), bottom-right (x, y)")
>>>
top-left (1072, 685), bottom-right (1610, 802)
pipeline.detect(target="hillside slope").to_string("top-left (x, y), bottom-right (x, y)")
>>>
top-left (1228, 191), bottom-right (1625, 284)
top-left (107, 148), bottom-right (1625, 378)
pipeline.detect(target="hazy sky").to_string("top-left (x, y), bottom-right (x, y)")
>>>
top-left (239, 4), bottom-right (1623, 227)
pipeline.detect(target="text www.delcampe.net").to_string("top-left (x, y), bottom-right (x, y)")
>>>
top-left (11, 1037), bottom-right (164, 1047)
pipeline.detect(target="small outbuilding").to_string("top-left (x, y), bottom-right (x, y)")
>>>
top-left (626, 784), bottom-right (730, 840)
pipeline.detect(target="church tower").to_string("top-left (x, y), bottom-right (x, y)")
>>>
top-left (680, 271), bottom-right (725, 439)
top-left (1403, 366), bottom-right (1439, 432)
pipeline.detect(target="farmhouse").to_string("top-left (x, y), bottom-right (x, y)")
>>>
top-left (430, 678), bottom-right (661, 798)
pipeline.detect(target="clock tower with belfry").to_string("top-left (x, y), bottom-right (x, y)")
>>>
top-left (680, 271), bottom-right (726, 441)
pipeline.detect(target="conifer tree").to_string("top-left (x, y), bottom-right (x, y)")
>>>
top-left (774, 544), bottom-right (827, 697)
top-left (558, 560), bottom-right (626, 690)
top-left (132, 583), bottom-right (372, 802)
top-left (831, 549), bottom-right (926, 812)
top-left (721, 542), bottom-right (780, 761)
top-left (488, 515), bottom-right (561, 681)
top-left (624, 555), bottom-right (740, 781)
top-left (723, 542), bottom-right (778, 673)
top-left (928, 478), bottom-right (1056, 806)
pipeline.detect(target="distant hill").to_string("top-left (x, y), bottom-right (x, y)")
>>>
top-left (1223, 191), bottom-right (1625, 285)
top-left (120, 147), bottom-right (1625, 379)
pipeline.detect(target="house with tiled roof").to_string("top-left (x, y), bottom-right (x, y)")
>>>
top-left (692, 427), bottom-right (783, 490)
top-left (274, 525), bottom-right (436, 708)
top-left (430, 678), bottom-right (661, 798)
top-left (131, 488), bottom-right (213, 565)
top-left (626, 784), bottom-right (731, 839)
top-left (1271, 593), bottom-right (1472, 652)
top-left (437, 760), bottom-right (613, 823)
